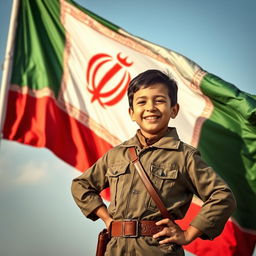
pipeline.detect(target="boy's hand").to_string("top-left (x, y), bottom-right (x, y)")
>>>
top-left (105, 218), bottom-right (113, 229)
top-left (153, 218), bottom-right (202, 245)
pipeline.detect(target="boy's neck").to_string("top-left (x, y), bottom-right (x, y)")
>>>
top-left (137, 128), bottom-right (169, 147)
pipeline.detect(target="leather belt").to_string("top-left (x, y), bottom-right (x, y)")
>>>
top-left (110, 220), bottom-right (165, 238)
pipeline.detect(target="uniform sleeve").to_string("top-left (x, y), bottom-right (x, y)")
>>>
top-left (184, 149), bottom-right (237, 240)
top-left (71, 153), bottom-right (109, 221)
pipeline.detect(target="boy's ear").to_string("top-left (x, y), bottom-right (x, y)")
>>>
top-left (170, 104), bottom-right (179, 119)
top-left (128, 108), bottom-right (135, 121)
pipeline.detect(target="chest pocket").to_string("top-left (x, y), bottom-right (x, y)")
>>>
top-left (151, 164), bottom-right (178, 180)
top-left (147, 164), bottom-right (178, 211)
top-left (106, 163), bottom-right (129, 211)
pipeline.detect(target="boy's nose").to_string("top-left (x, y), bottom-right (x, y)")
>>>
top-left (146, 101), bottom-right (156, 111)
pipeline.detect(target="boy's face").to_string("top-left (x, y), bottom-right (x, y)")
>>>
top-left (129, 83), bottom-right (179, 138)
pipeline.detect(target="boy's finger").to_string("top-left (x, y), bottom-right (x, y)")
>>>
top-left (155, 218), bottom-right (172, 226)
top-left (158, 237), bottom-right (174, 244)
top-left (152, 228), bottom-right (169, 239)
top-left (156, 220), bottom-right (177, 230)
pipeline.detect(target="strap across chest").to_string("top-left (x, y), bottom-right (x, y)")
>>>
top-left (128, 147), bottom-right (172, 220)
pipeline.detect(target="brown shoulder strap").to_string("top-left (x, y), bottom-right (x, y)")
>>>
top-left (128, 147), bottom-right (171, 219)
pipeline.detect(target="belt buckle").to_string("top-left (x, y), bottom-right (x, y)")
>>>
top-left (122, 219), bottom-right (139, 238)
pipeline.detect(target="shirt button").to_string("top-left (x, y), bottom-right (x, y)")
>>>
top-left (132, 189), bottom-right (139, 194)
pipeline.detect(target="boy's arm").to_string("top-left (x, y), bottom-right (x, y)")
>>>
top-left (184, 149), bottom-right (236, 240)
top-left (71, 154), bottom-right (109, 221)
top-left (153, 148), bottom-right (236, 245)
top-left (93, 205), bottom-right (113, 228)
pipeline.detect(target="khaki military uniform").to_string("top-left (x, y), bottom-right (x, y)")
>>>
top-left (72, 128), bottom-right (236, 256)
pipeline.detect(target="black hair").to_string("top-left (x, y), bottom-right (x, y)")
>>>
top-left (127, 69), bottom-right (178, 109)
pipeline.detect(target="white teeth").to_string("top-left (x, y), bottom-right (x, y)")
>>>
top-left (144, 116), bottom-right (158, 120)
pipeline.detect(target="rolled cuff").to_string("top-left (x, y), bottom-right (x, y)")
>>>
top-left (86, 202), bottom-right (106, 221)
top-left (77, 192), bottom-right (106, 221)
top-left (190, 215), bottom-right (221, 240)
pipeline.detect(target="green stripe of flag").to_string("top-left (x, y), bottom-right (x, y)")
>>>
top-left (199, 73), bottom-right (256, 230)
top-left (11, 0), bottom-right (65, 95)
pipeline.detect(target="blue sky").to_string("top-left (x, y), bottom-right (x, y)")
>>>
top-left (0, 0), bottom-right (255, 256)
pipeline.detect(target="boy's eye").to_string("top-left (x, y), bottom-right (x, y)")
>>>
top-left (137, 100), bottom-right (146, 105)
top-left (155, 99), bottom-right (166, 103)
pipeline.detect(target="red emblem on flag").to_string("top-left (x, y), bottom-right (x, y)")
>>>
top-left (86, 53), bottom-right (133, 107)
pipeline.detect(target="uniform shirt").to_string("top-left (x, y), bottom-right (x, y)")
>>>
top-left (71, 128), bottom-right (236, 255)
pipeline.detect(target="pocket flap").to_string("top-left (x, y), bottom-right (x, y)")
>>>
top-left (107, 163), bottom-right (128, 177)
top-left (151, 164), bottom-right (178, 180)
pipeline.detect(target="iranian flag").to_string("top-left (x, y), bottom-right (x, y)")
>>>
top-left (1, 0), bottom-right (256, 255)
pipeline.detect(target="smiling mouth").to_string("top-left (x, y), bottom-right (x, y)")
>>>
top-left (144, 116), bottom-right (160, 120)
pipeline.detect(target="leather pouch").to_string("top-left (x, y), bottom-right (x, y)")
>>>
top-left (96, 229), bottom-right (110, 256)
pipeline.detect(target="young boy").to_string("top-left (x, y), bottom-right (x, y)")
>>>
top-left (71, 69), bottom-right (236, 255)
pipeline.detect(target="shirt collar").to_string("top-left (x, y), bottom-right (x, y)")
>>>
top-left (136, 129), bottom-right (168, 148)
top-left (121, 127), bottom-right (181, 150)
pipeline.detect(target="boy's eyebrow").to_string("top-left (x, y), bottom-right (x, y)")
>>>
top-left (135, 96), bottom-right (146, 100)
top-left (135, 95), bottom-right (168, 100)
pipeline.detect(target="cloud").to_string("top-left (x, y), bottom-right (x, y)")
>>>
top-left (0, 141), bottom-right (78, 189)
top-left (14, 162), bottom-right (47, 185)
top-left (0, 141), bottom-right (51, 188)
